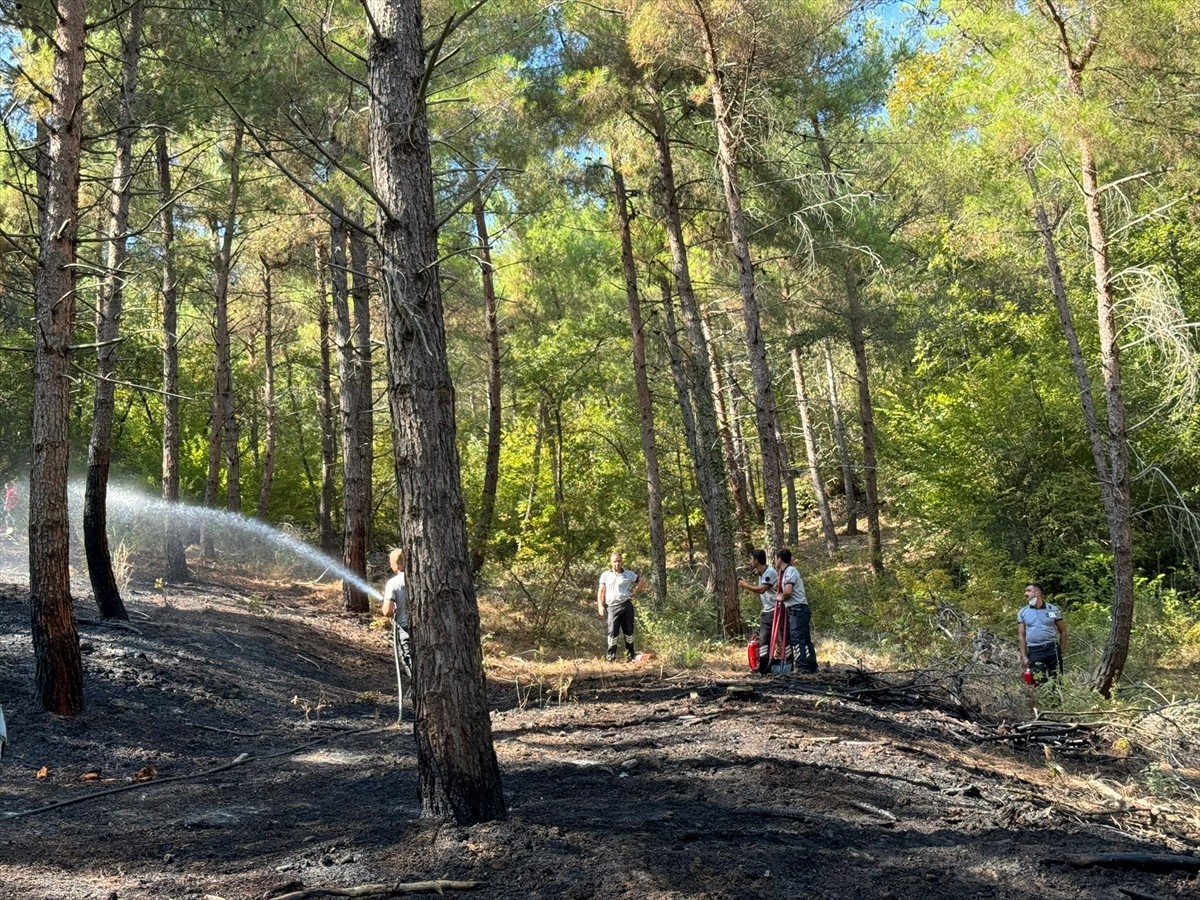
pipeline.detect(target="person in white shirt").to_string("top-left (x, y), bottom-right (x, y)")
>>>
top-left (597, 550), bottom-right (644, 662)
top-left (775, 548), bottom-right (817, 673)
top-left (381, 548), bottom-right (411, 693)
top-left (738, 549), bottom-right (778, 675)
top-left (1018, 581), bottom-right (1065, 681)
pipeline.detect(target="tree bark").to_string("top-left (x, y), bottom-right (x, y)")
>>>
top-left (846, 270), bottom-right (884, 573)
top-left (350, 211), bottom-right (373, 564)
top-left (331, 202), bottom-right (368, 612)
top-left (84, 0), bottom-right (141, 620)
top-left (649, 101), bottom-right (738, 634)
top-left (315, 239), bottom-right (337, 552)
top-left (158, 127), bottom-right (189, 582)
top-left (694, 2), bottom-right (785, 549)
top-left (214, 123), bottom-right (243, 514)
top-left (468, 181), bottom-right (502, 576)
top-left (701, 312), bottom-right (752, 539)
top-left (367, 0), bottom-right (505, 824)
top-left (256, 257), bottom-right (278, 520)
top-left (613, 165), bottom-right (667, 606)
top-left (824, 339), bottom-right (857, 535)
top-left (30, 0), bottom-right (86, 715)
top-left (791, 343), bottom-right (838, 555)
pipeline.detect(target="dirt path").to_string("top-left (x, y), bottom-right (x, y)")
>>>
top-left (0, 577), bottom-right (1196, 899)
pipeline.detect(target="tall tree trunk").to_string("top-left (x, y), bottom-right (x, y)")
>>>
top-left (811, 118), bottom-right (883, 571)
top-left (30, 0), bottom-right (86, 715)
top-left (367, 0), bottom-right (505, 824)
top-left (84, 0), bottom-right (141, 620)
top-left (331, 202), bottom-right (368, 612)
top-left (522, 400), bottom-right (546, 533)
top-left (725, 356), bottom-right (762, 527)
top-left (846, 271), bottom-right (884, 573)
top-left (214, 123), bottom-right (244, 514)
top-left (158, 128), bottom-right (189, 582)
top-left (824, 339), bottom-right (857, 536)
top-left (701, 312), bottom-right (752, 538)
top-left (315, 239), bottom-right (337, 552)
top-left (468, 181), bottom-right (502, 576)
top-left (649, 102), bottom-right (738, 634)
top-left (284, 346), bottom-right (321, 524)
top-left (695, 3), bottom-right (785, 549)
top-left (791, 343), bottom-right (838, 555)
top-left (256, 258), bottom-right (278, 519)
top-left (350, 209), bottom-right (374, 562)
top-left (613, 165), bottom-right (667, 606)
top-left (777, 424), bottom-right (798, 545)
top-left (1041, 4), bottom-right (1134, 695)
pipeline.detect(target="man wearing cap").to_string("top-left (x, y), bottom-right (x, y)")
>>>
top-left (597, 550), bottom-right (644, 662)
top-left (738, 549), bottom-right (778, 675)
top-left (1018, 582), bottom-right (1066, 681)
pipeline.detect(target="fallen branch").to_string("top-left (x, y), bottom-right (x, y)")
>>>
top-left (269, 879), bottom-right (483, 899)
top-left (1, 725), bottom-right (383, 821)
top-left (847, 800), bottom-right (897, 823)
top-left (1058, 852), bottom-right (1200, 873)
top-left (187, 722), bottom-right (266, 737)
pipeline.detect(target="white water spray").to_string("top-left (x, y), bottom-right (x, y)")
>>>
top-left (96, 482), bottom-right (382, 601)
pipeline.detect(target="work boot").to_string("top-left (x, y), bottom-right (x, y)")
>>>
top-left (626, 644), bottom-right (636, 662)
top-left (606, 649), bottom-right (617, 663)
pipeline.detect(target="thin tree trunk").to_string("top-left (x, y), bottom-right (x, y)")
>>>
top-left (522, 400), bottom-right (546, 532)
top-left (695, 2), bottom-right (785, 549)
top-left (30, 0), bottom-right (86, 714)
top-left (214, 123), bottom-right (243, 514)
top-left (791, 343), bottom-right (838, 555)
top-left (824, 339), bottom-right (857, 536)
top-left (613, 165), bottom-right (667, 605)
top-left (256, 257), bottom-right (277, 519)
top-left (701, 312), bottom-right (752, 538)
top-left (649, 101), bottom-right (738, 634)
top-left (846, 271), bottom-right (884, 573)
top-left (469, 182), bottom-right (502, 576)
top-left (84, 0), bottom-right (141, 620)
top-left (725, 356), bottom-right (762, 527)
top-left (367, 0), bottom-right (505, 823)
top-left (283, 346), bottom-right (320, 524)
top-left (315, 239), bottom-right (337, 552)
top-left (158, 127), bottom-right (189, 582)
top-left (331, 202), bottom-right (368, 612)
top-left (350, 211), bottom-right (373, 568)
top-left (777, 424), bottom-right (798, 545)
top-left (811, 118), bottom-right (883, 571)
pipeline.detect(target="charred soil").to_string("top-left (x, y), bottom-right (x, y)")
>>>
top-left (0, 574), bottom-right (1197, 899)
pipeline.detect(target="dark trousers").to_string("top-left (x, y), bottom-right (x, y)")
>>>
top-left (787, 603), bottom-right (817, 673)
top-left (757, 610), bottom-right (775, 673)
top-left (606, 602), bottom-right (635, 657)
top-left (1027, 642), bottom-right (1062, 680)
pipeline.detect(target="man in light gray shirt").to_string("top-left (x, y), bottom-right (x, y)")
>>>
top-left (1018, 581), bottom-right (1065, 681)
top-left (598, 550), bottom-right (644, 662)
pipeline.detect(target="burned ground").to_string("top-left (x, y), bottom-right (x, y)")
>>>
top-left (0, 575), bottom-right (1197, 899)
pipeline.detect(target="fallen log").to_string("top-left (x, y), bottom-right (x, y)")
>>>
top-left (268, 880), bottom-right (482, 899)
top-left (1058, 853), bottom-right (1200, 874)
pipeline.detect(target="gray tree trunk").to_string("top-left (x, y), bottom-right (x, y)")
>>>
top-left (256, 257), bottom-right (278, 519)
top-left (696, 6), bottom-right (785, 549)
top-left (31, 0), bottom-right (86, 715)
top-left (215, 123), bottom-right (243, 514)
top-left (649, 102), bottom-right (738, 634)
top-left (469, 182), bottom-right (502, 576)
top-left (331, 203), bottom-right (368, 612)
top-left (315, 239), bottom-right (338, 552)
top-left (824, 339), bottom-right (857, 536)
top-left (367, 0), bottom-right (505, 823)
top-left (613, 166), bottom-right (668, 605)
top-left (791, 344), bottom-right (838, 555)
top-left (350, 212), bottom-right (373, 563)
top-left (158, 128), bottom-right (189, 582)
top-left (84, 0), bottom-right (142, 620)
